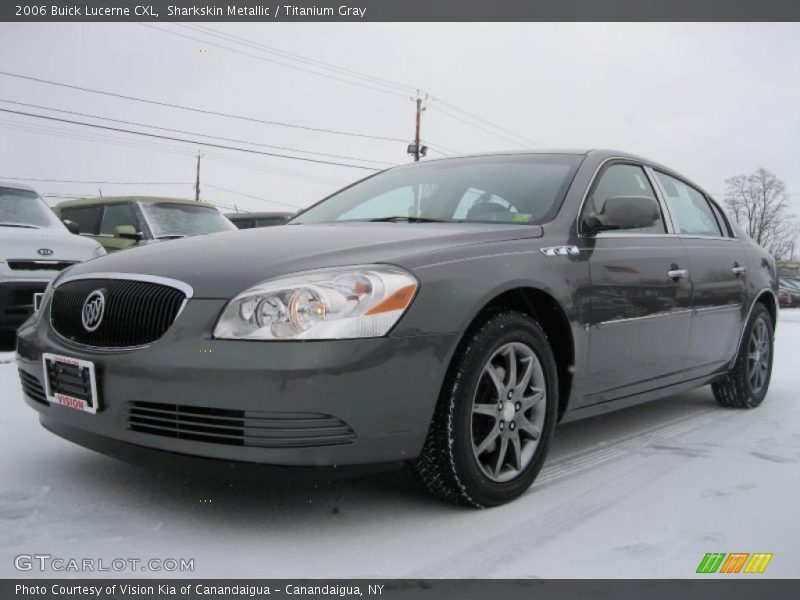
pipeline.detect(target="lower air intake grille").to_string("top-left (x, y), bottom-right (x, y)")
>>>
top-left (127, 401), bottom-right (356, 448)
top-left (19, 370), bottom-right (48, 406)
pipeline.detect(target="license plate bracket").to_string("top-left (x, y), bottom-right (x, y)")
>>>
top-left (42, 353), bottom-right (100, 414)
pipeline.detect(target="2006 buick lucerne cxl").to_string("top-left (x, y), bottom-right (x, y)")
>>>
top-left (16, 150), bottom-right (778, 507)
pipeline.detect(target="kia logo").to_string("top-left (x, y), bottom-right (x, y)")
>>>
top-left (37, 248), bottom-right (54, 256)
top-left (81, 290), bottom-right (105, 332)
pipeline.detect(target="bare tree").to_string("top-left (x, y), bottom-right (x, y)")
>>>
top-left (724, 167), bottom-right (800, 261)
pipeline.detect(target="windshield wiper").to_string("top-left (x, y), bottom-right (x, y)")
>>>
top-left (0, 222), bottom-right (39, 229)
top-left (154, 234), bottom-right (186, 240)
top-left (367, 216), bottom-right (448, 223)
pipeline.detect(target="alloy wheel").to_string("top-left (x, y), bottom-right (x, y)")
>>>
top-left (748, 318), bottom-right (770, 395)
top-left (470, 341), bottom-right (547, 483)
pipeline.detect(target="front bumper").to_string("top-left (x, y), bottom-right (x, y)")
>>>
top-left (16, 298), bottom-right (458, 469)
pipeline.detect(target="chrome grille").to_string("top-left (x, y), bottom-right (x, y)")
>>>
top-left (50, 278), bottom-right (186, 348)
top-left (127, 401), bottom-right (356, 448)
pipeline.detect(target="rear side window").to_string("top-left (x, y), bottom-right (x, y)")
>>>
top-left (100, 203), bottom-right (137, 235)
top-left (587, 163), bottom-right (666, 234)
top-left (653, 171), bottom-right (722, 237)
top-left (708, 199), bottom-right (734, 237)
top-left (61, 205), bottom-right (102, 235)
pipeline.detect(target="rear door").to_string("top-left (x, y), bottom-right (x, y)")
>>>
top-left (651, 171), bottom-right (748, 372)
top-left (582, 162), bottom-right (692, 399)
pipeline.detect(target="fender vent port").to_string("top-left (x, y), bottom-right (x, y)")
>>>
top-left (127, 401), bottom-right (356, 448)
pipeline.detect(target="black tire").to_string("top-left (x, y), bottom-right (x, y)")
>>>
top-left (712, 304), bottom-right (774, 409)
top-left (410, 311), bottom-right (558, 507)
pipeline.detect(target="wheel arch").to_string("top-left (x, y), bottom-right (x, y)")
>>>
top-left (454, 286), bottom-right (575, 419)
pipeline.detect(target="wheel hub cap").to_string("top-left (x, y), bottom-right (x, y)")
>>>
top-left (502, 401), bottom-right (515, 422)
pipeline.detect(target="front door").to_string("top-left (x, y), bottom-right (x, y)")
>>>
top-left (581, 162), bottom-right (692, 400)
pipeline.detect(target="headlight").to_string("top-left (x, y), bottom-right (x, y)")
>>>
top-left (213, 265), bottom-right (418, 340)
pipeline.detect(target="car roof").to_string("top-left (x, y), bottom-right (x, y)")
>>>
top-left (225, 211), bottom-right (294, 219)
top-left (0, 180), bottom-right (37, 192)
top-left (54, 196), bottom-right (219, 209)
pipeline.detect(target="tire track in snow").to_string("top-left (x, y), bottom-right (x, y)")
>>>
top-left (409, 407), bottom-right (737, 578)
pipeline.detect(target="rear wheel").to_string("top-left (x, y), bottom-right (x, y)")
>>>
top-left (410, 311), bottom-right (558, 507)
top-left (712, 304), bottom-right (774, 409)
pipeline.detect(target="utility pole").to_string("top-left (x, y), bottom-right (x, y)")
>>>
top-left (194, 151), bottom-right (202, 201)
top-left (407, 92), bottom-right (428, 162)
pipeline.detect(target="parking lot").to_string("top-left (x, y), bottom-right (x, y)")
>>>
top-left (0, 310), bottom-right (797, 578)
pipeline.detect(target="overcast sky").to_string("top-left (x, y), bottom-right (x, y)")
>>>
top-left (0, 22), bottom-right (798, 216)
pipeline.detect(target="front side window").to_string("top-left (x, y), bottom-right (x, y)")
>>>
top-left (0, 187), bottom-right (63, 229)
top-left (60, 205), bottom-right (102, 234)
top-left (654, 171), bottom-right (722, 237)
top-left (292, 154), bottom-right (583, 226)
top-left (140, 203), bottom-right (236, 238)
top-left (100, 203), bottom-right (138, 235)
top-left (585, 163), bottom-right (666, 234)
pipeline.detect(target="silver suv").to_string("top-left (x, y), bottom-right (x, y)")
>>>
top-left (1, 182), bottom-right (105, 335)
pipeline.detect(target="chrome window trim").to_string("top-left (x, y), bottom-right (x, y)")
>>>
top-left (53, 271), bottom-right (194, 298)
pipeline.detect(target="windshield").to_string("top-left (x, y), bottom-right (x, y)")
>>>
top-left (292, 154), bottom-right (583, 226)
top-left (140, 202), bottom-right (236, 238)
top-left (0, 187), bottom-right (64, 229)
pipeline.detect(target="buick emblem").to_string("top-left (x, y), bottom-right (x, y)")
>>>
top-left (81, 290), bottom-right (106, 332)
top-left (37, 248), bottom-right (54, 256)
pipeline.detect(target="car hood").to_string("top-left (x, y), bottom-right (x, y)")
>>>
top-left (62, 222), bottom-right (543, 298)
top-left (0, 226), bottom-right (102, 261)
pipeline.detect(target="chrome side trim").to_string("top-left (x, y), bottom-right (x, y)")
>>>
top-left (728, 288), bottom-right (779, 368)
top-left (54, 272), bottom-right (194, 299)
top-left (694, 304), bottom-right (740, 315)
top-left (596, 309), bottom-right (693, 328)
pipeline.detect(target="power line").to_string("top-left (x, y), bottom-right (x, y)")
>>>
top-left (177, 22), bottom-right (417, 95)
top-left (431, 98), bottom-right (547, 148)
top-left (163, 24), bottom-right (544, 149)
top-left (139, 22), bottom-right (411, 100)
top-left (0, 119), bottom-right (347, 187)
top-left (0, 70), bottom-right (408, 143)
top-left (0, 176), bottom-right (191, 185)
top-left (0, 107), bottom-right (380, 171)
top-left (0, 98), bottom-right (394, 167)
top-left (204, 183), bottom-right (305, 210)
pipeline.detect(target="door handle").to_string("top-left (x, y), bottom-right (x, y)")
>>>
top-left (668, 268), bottom-right (689, 281)
top-left (732, 265), bottom-right (747, 276)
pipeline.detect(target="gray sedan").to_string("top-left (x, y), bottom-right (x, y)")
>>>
top-left (16, 150), bottom-right (778, 506)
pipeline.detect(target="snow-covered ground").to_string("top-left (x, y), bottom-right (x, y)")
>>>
top-left (1, 312), bottom-right (799, 579)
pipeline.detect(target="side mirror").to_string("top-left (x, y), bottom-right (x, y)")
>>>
top-left (583, 196), bottom-right (661, 235)
top-left (62, 219), bottom-right (80, 235)
top-left (114, 225), bottom-right (143, 241)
